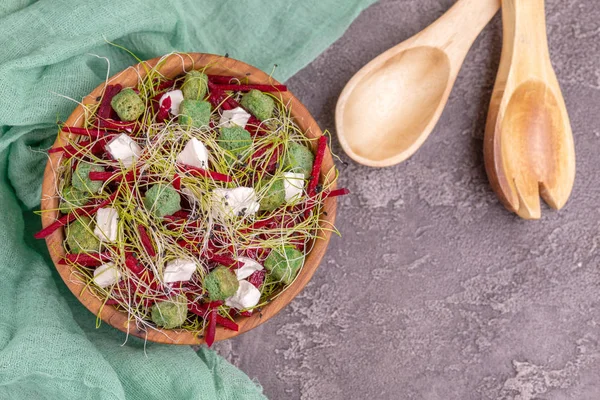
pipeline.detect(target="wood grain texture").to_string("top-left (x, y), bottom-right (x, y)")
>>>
top-left (335, 0), bottom-right (500, 167)
top-left (40, 53), bottom-right (337, 345)
top-left (484, 0), bottom-right (575, 219)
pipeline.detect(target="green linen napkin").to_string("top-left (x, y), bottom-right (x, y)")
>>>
top-left (0, 0), bottom-right (376, 398)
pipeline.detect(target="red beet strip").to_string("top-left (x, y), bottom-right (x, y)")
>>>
top-left (323, 188), bottom-right (351, 199)
top-left (97, 85), bottom-right (122, 128)
top-left (178, 164), bottom-right (232, 182)
top-left (249, 217), bottom-right (276, 230)
top-left (137, 225), bottom-right (156, 257)
top-left (125, 252), bottom-right (145, 275)
top-left (170, 210), bottom-right (191, 220)
top-left (35, 204), bottom-right (96, 240)
top-left (156, 79), bottom-right (175, 91)
top-left (205, 308), bottom-right (217, 347)
top-left (189, 168), bottom-right (232, 183)
top-left (238, 216), bottom-right (278, 235)
top-left (188, 300), bottom-right (218, 317)
top-left (266, 144), bottom-right (282, 172)
top-left (207, 81), bottom-right (242, 111)
top-left (212, 84), bottom-right (287, 92)
top-left (206, 253), bottom-right (243, 268)
top-left (172, 173), bottom-right (181, 190)
top-left (245, 116), bottom-right (268, 136)
top-left (216, 315), bottom-right (239, 331)
top-left (166, 218), bottom-right (201, 231)
top-left (207, 96), bottom-right (222, 110)
top-left (207, 82), bottom-right (231, 110)
top-left (207, 90), bottom-right (225, 109)
top-left (176, 238), bottom-right (200, 252)
top-left (139, 294), bottom-right (169, 308)
top-left (188, 302), bottom-right (207, 317)
top-left (208, 75), bottom-right (236, 84)
top-left (207, 300), bottom-right (224, 308)
top-left (91, 137), bottom-right (111, 154)
top-left (242, 247), bottom-right (271, 263)
top-left (304, 136), bottom-right (328, 218)
top-left (249, 143), bottom-right (279, 171)
top-left (61, 252), bottom-right (112, 267)
top-left (250, 146), bottom-right (268, 162)
top-left (99, 119), bottom-right (141, 132)
top-left (137, 269), bottom-right (159, 291)
top-left (49, 136), bottom-right (110, 159)
top-left (48, 139), bottom-right (91, 154)
top-left (61, 126), bottom-right (114, 138)
top-left (124, 169), bottom-right (139, 184)
top-left (225, 96), bottom-right (240, 110)
top-left (34, 192), bottom-right (117, 239)
top-left (248, 116), bottom-right (261, 126)
top-left (116, 277), bottom-right (139, 296)
top-left (89, 171), bottom-right (117, 181)
top-left (89, 169), bottom-right (139, 184)
top-left (307, 136), bottom-right (327, 197)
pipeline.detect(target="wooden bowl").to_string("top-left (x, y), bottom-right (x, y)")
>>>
top-left (40, 53), bottom-right (337, 345)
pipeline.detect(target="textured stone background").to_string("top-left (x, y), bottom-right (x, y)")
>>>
top-left (214, 0), bottom-right (600, 398)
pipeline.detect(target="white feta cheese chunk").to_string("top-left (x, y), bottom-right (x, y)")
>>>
top-left (159, 89), bottom-right (184, 115)
top-left (164, 258), bottom-right (198, 283)
top-left (225, 280), bottom-right (261, 310)
top-left (105, 133), bottom-right (142, 168)
top-left (219, 107), bottom-right (251, 128)
top-left (283, 172), bottom-right (305, 202)
top-left (176, 138), bottom-right (209, 169)
top-left (93, 262), bottom-right (121, 288)
top-left (93, 207), bottom-right (119, 242)
top-left (212, 187), bottom-right (260, 219)
top-left (235, 257), bottom-right (264, 280)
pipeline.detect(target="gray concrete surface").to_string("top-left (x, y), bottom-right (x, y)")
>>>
top-left (214, 1), bottom-right (600, 398)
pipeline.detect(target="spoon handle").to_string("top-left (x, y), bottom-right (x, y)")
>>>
top-left (416, 0), bottom-right (500, 64)
top-left (503, 0), bottom-right (552, 77)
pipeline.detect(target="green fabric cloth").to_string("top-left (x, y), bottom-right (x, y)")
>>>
top-left (0, 0), bottom-right (376, 398)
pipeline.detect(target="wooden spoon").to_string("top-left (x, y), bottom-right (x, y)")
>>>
top-left (484, 0), bottom-right (575, 219)
top-left (336, 0), bottom-right (500, 167)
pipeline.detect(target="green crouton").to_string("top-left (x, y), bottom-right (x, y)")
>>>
top-left (143, 183), bottom-right (181, 218)
top-left (240, 89), bottom-right (275, 121)
top-left (217, 126), bottom-right (252, 163)
top-left (66, 216), bottom-right (100, 254)
top-left (182, 70), bottom-right (209, 100)
top-left (264, 247), bottom-right (304, 285)
top-left (284, 142), bottom-right (314, 178)
top-left (259, 178), bottom-right (285, 212)
top-left (59, 186), bottom-right (88, 214)
top-left (110, 88), bottom-right (145, 121)
top-left (151, 295), bottom-right (188, 329)
top-left (178, 99), bottom-right (211, 128)
top-left (204, 266), bottom-right (239, 301)
top-left (72, 163), bottom-right (105, 194)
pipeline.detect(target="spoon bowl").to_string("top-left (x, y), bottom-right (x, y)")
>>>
top-left (336, 0), bottom-right (500, 167)
top-left (338, 46), bottom-right (450, 164)
top-left (500, 81), bottom-right (569, 213)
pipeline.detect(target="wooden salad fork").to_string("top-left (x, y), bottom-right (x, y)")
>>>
top-left (484, 0), bottom-right (575, 219)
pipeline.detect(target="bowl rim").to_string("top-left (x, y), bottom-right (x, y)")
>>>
top-left (40, 52), bottom-right (338, 345)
